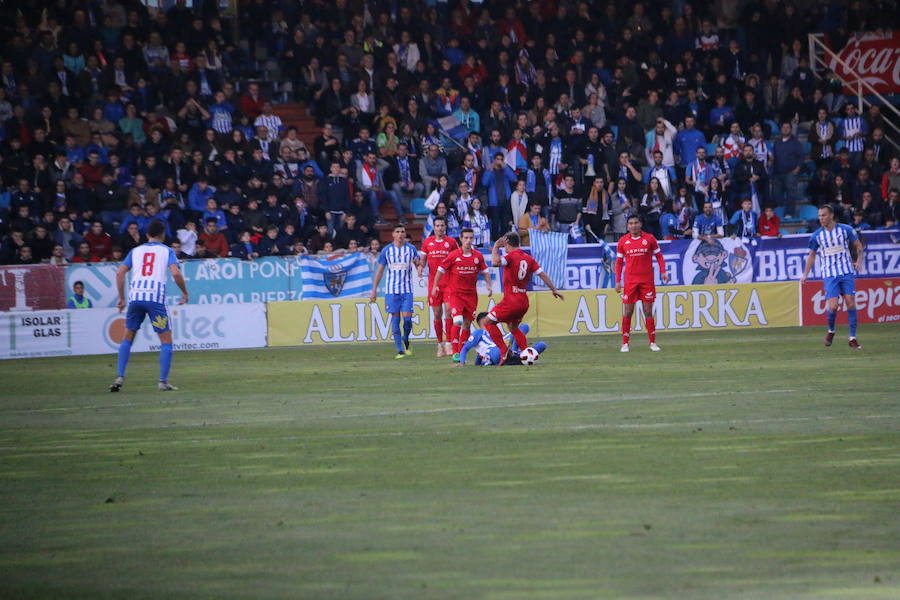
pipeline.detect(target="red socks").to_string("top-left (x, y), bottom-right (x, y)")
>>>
top-left (646, 317), bottom-right (656, 343)
top-left (622, 316), bottom-right (631, 345)
top-left (434, 319), bottom-right (444, 342)
top-left (444, 318), bottom-right (453, 342)
top-left (484, 321), bottom-right (508, 357)
top-left (510, 327), bottom-right (527, 351)
top-left (450, 325), bottom-right (461, 353)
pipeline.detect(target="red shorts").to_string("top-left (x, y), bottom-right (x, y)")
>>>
top-left (622, 281), bottom-right (656, 304)
top-left (449, 292), bottom-right (478, 321)
top-left (489, 294), bottom-right (529, 323)
top-left (428, 280), bottom-right (451, 307)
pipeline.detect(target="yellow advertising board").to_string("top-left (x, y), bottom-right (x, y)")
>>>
top-left (534, 282), bottom-right (798, 337)
top-left (267, 283), bottom-right (798, 346)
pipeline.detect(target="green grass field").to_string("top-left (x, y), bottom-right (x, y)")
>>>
top-left (1, 325), bottom-right (899, 599)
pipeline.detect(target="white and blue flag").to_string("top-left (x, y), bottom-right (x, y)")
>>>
top-left (529, 229), bottom-right (568, 289)
top-left (437, 115), bottom-right (469, 142)
top-left (300, 253), bottom-right (373, 299)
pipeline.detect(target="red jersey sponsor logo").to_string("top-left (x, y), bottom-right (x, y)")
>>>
top-left (503, 249), bottom-right (540, 297)
top-left (440, 249), bottom-right (486, 295)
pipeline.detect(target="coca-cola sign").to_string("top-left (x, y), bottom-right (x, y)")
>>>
top-left (828, 31), bottom-right (900, 95)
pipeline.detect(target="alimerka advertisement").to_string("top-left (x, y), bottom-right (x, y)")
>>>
top-left (268, 282), bottom-right (799, 346)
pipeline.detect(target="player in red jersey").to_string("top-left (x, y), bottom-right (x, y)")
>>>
top-left (431, 228), bottom-right (493, 362)
top-left (418, 216), bottom-right (459, 356)
top-left (485, 232), bottom-right (563, 365)
top-left (615, 215), bottom-right (669, 352)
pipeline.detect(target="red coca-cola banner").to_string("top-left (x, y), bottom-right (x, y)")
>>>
top-left (0, 265), bottom-right (67, 311)
top-left (828, 31), bottom-right (900, 95)
top-left (801, 277), bottom-right (900, 326)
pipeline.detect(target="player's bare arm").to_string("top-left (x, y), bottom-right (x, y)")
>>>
top-left (432, 268), bottom-right (445, 297)
top-left (115, 263), bottom-right (130, 312)
top-left (482, 268), bottom-right (493, 297)
top-left (537, 272), bottom-right (564, 299)
top-left (852, 241), bottom-right (864, 272)
top-left (800, 249), bottom-right (816, 284)
top-left (170, 263), bottom-right (189, 305)
top-left (491, 235), bottom-right (507, 267)
top-left (370, 264), bottom-right (385, 302)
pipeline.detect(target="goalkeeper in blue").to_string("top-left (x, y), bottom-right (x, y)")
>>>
top-left (459, 313), bottom-right (548, 366)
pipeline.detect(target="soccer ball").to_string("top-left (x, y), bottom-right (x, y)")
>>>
top-left (519, 347), bottom-right (540, 365)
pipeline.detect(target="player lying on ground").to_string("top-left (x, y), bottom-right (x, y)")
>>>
top-left (370, 224), bottom-right (421, 359)
top-left (615, 214), bottom-right (669, 352)
top-left (431, 228), bottom-right (493, 363)
top-left (459, 314), bottom-right (547, 366)
top-left (800, 204), bottom-right (865, 349)
top-left (110, 219), bottom-right (189, 392)
top-left (418, 216), bottom-right (458, 357)
top-left (486, 232), bottom-right (563, 365)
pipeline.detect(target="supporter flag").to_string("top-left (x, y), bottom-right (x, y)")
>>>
top-left (299, 253), bottom-right (373, 299)
top-left (436, 115), bottom-right (469, 142)
top-left (529, 229), bottom-right (569, 289)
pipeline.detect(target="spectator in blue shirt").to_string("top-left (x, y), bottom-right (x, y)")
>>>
top-left (708, 95), bottom-right (735, 136)
top-left (771, 122), bottom-right (804, 218)
top-left (202, 197), bottom-right (227, 231)
top-left (692, 201), bottom-right (725, 242)
top-left (187, 178), bottom-right (217, 215)
top-left (729, 198), bottom-right (759, 237)
top-left (675, 115), bottom-right (706, 169)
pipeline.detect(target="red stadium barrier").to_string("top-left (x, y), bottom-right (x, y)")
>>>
top-left (801, 277), bottom-right (900, 326)
top-left (0, 265), bottom-right (67, 311)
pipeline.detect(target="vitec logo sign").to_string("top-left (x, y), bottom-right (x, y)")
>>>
top-left (101, 308), bottom-right (227, 350)
top-left (802, 278), bottom-right (900, 325)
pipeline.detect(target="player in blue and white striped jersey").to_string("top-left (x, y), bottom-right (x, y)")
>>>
top-left (459, 314), bottom-right (547, 366)
top-left (801, 205), bottom-right (865, 349)
top-left (370, 225), bottom-right (420, 358)
top-left (110, 220), bottom-right (189, 392)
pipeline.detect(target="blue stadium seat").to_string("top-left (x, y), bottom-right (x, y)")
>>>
top-left (773, 206), bottom-right (786, 218)
top-left (799, 204), bottom-right (820, 221)
top-left (410, 198), bottom-right (431, 215)
top-left (835, 140), bottom-right (845, 152)
top-left (765, 120), bottom-right (780, 138)
top-left (706, 142), bottom-right (718, 156)
top-left (610, 125), bottom-right (619, 140)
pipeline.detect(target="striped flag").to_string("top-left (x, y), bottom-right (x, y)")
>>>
top-left (528, 229), bottom-right (568, 289)
top-left (299, 253), bottom-right (373, 300)
top-left (436, 115), bottom-right (469, 142)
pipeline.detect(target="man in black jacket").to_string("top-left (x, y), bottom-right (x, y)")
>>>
top-left (385, 143), bottom-right (424, 215)
top-left (732, 144), bottom-right (768, 212)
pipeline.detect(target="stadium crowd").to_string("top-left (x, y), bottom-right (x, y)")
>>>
top-left (0, 0), bottom-right (899, 267)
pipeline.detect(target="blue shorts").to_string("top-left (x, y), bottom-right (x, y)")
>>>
top-left (824, 274), bottom-right (856, 300)
top-left (125, 300), bottom-right (171, 333)
top-left (385, 292), bottom-right (414, 314)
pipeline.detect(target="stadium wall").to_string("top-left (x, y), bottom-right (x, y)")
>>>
top-left (2, 279), bottom-right (897, 358)
top-left (0, 303), bottom-right (267, 359)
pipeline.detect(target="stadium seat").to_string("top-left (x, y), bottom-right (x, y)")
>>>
top-left (706, 142), bottom-right (718, 156)
top-left (410, 198), bottom-right (431, 215)
top-left (765, 120), bottom-right (780, 137)
top-left (835, 140), bottom-right (845, 152)
top-left (773, 206), bottom-right (785, 218)
top-left (610, 125), bottom-right (618, 140)
top-left (799, 204), bottom-right (820, 221)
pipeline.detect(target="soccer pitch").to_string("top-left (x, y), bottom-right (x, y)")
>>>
top-left (1, 326), bottom-right (898, 599)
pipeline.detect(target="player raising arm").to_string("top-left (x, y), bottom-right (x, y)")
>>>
top-left (615, 215), bottom-right (669, 353)
top-left (418, 216), bottom-right (459, 357)
top-left (485, 232), bottom-right (563, 365)
top-left (110, 219), bottom-right (189, 392)
top-left (431, 228), bottom-right (492, 362)
top-left (800, 205), bottom-right (865, 348)
top-left (370, 225), bottom-right (420, 358)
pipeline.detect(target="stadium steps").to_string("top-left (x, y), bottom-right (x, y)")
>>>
top-left (276, 103), bottom-right (318, 151)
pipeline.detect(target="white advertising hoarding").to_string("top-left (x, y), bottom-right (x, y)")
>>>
top-left (0, 304), bottom-right (267, 359)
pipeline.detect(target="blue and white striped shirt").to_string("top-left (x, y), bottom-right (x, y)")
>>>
top-left (124, 242), bottom-right (178, 304)
top-left (808, 224), bottom-right (859, 278)
top-left (841, 116), bottom-right (866, 152)
top-left (378, 242), bottom-right (418, 294)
